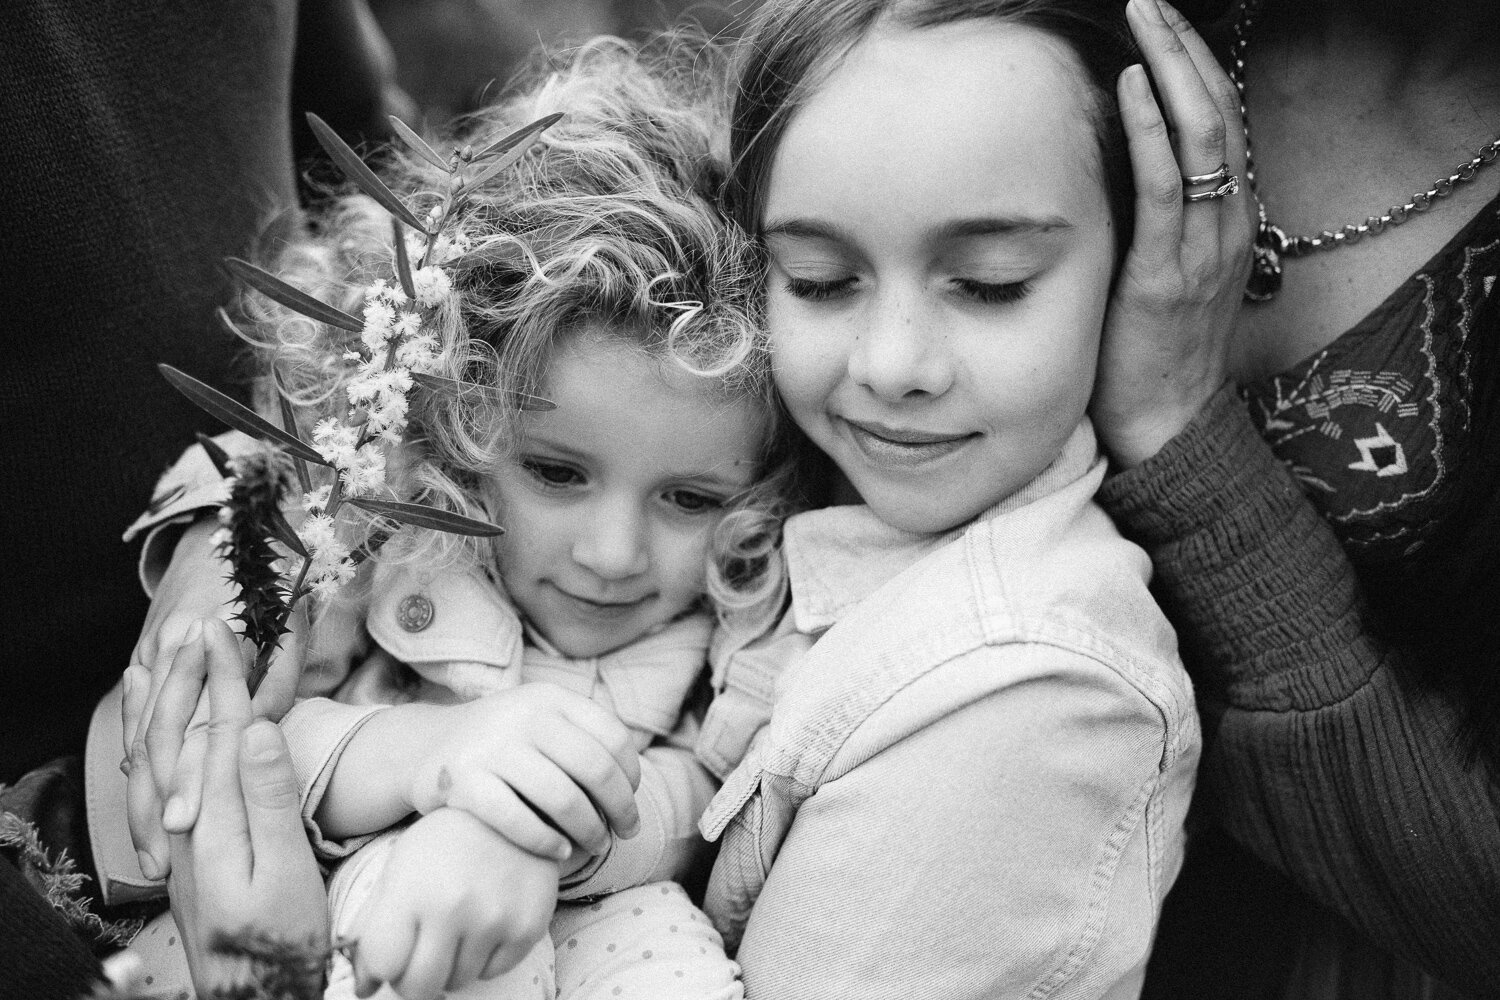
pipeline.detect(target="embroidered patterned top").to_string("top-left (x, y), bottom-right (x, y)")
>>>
top-left (1241, 191), bottom-right (1500, 566)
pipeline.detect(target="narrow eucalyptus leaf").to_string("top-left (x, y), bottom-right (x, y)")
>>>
top-left (409, 372), bottom-right (555, 412)
top-left (465, 113), bottom-right (563, 190)
top-left (275, 389), bottom-right (313, 494)
top-left (159, 364), bottom-right (332, 467)
top-left (346, 497), bottom-right (505, 536)
top-left (306, 112), bottom-right (429, 233)
top-left (349, 525), bottom-right (394, 567)
top-left (225, 258), bottom-right (363, 333)
top-left (392, 217), bottom-right (417, 300)
top-left (441, 241), bottom-right (527, 272)
top-left (472, 112), bottom-right (563, 161)
top-left (388, 116), bottom-right (448, 171)
top-left (266, 505), bottom-right (310, 559)
top-left (195, 432), bottom-right (235, 479)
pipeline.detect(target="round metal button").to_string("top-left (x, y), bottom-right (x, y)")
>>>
top-left (396, 593), bottom-right (434, 632)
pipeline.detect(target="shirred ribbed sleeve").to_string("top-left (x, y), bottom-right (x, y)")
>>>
top-left (1096, 384), bottom-right (1500, 994)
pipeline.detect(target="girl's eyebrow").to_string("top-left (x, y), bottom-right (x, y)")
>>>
top-left (763, 215), bottom-right (1073, 243)
top-left (673, 464), bottom-right (756, 492)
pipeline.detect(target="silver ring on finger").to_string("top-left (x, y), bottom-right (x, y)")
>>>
top-left (1183, 175), bottom-right (1240, 203)
top-left (1182, 162), bottom-right (1231, 187)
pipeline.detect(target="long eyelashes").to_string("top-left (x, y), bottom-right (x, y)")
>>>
top-left (952, 278), bottom-right (1030, 305)
top-left (783, 275), bottom-right (856, 302)
top-left (782, 275), bottom-right (1031, 305)
top-left (521, 458), bottom-right (582, 489)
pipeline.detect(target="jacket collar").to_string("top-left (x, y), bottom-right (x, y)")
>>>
top-left (785, 420), bottom-right (1099, 633)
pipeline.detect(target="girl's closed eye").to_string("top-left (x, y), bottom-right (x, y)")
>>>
top-left (951, 277), bottom-right (1030, 306)
top-left (783, 273), bottom-right (857, 302)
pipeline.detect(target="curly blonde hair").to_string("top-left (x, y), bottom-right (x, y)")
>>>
top-left (234, 39), bottom-right (792, 620)
top-left (244, 36), bottom-right (794, 617)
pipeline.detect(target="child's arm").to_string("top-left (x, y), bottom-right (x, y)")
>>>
top-left (313, 683), bottom-right (643, 860)
top-left (347, 807), bottom-right (559, 1000)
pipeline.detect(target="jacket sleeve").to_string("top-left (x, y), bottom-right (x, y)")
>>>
top-left (1096, 383), bottom-right (1500, 991)
top-left (280, 697), bottom-right (391, 860)
top-left (732, 645), bottom-right (1187, 1000)
top-left (122, 432), bottom-right (256, 596)
top-left (558, 707), bottom-right (717, 900)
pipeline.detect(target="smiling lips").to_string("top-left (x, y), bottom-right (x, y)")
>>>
top-left (841, 417), bottom-right (976, 468)
top-left (554, 586), bottom-right (651, 619)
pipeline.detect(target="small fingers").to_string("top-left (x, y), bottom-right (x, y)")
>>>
top-left (124, 733), bottom-right (168, 879)
top-left (143, 622), bottom-right (208, 804)
top-left (556, 695), bottom-right (642, 792)
top-left (445, 770), bottom-right (574, 862)
top-left (393, 924), bottom-right (458, 1000)
top-left (250, 604), bottom-right (306, 721)
top-left (540, 730), bottom-right (641, 842)
top-left (352, 909), bottom-right (416, 1000)
top-left (446, 933), bottom-right (495, 994)
top-left (480, 935), bottom-right (536, 981)
top-left (121, 665), bottom-right (150, 756)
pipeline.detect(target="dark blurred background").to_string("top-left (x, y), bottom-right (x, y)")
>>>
top-left (366, 0), bottom-right (759, 124)
top-left (361, 0), bottom-right (1240, 126)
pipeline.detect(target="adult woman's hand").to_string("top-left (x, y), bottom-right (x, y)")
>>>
top-left (123, 518), bottom-right (306, 878)
top-left (122, 618), bottom-right (328, 997)
top-left (1091, 0), bottom-right (1256, 468)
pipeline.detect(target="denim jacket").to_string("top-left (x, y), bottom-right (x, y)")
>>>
top-left (696, 423), bottom-right (1200, 999)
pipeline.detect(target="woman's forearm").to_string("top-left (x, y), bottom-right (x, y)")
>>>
top-left (1097, 385), bottom-right (1500, 990)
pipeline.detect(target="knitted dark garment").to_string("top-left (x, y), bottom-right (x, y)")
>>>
top-left (0, 854), bottom-right (103, 1000)
top-left (0, 0), bottom-right (299, 785)
top-left (0, 0), bottom-right (391, 785)
top-left (1098, 194), bottom-right (1500, 997)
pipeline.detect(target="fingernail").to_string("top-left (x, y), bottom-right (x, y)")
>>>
top-left (554, 841), bottom-right (574, 862)
top-left (119, 755), bottom-right (132, 777)
top-left (243, 720), bottom-right (281, 761)
top-left (185, 619), bottom-right (204, 644)
top-left (122, 669), bottom-right (136, 699)
top-left (1157, 0), bottom-right (1185, 25)
top-left (1124, 63), bottom-right (1150, 100)
top-left (162, 797), bottom-right (191, 831)
top-left (137, 851), bottom-right (161, 880)
top-left (1148, 0), bottom-right (1169, 21)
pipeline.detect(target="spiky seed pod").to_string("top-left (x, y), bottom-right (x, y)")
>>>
top-left (220, 448), bottom-right (297, 663)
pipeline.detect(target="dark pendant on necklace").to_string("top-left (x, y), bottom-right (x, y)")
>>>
top-left (1245, 220), bottom-right (1287, 302)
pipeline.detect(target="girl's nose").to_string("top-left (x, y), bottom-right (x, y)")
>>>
top-left (846, 291), bottom-right (954, 401)
top-left (571, 502), bottom-right (650, 580)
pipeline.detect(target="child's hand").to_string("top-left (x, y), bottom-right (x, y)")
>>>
top-left (404, 684), bottom-right (642, 861)
top-left (349, 808), bottom-right (560, 1000)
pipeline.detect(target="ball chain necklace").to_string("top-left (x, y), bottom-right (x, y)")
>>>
top-left (1231, 0), bottom-right (1500, 301)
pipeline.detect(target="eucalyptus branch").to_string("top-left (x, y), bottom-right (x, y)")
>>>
top-left (158, 111), bottom-right (561, 694)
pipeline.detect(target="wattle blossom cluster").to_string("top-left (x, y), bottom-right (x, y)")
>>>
top-left (293, 262), bottom-right (453, 598)
top-left (159, 110), bottom-right (537, 692)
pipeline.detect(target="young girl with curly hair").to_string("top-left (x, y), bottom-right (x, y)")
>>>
top-left (111, 38), bottom-right (791, 1000)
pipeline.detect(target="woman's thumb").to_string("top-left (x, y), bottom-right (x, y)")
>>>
top-left (239, 720), bottom-right (301, 815)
